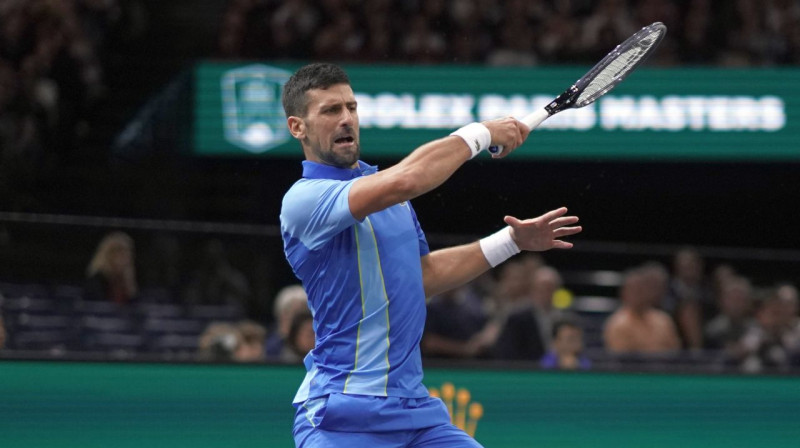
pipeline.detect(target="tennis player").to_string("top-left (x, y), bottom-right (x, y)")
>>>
top-left (280, 63), bottom-right (582, 448)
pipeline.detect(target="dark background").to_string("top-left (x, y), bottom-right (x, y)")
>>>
top-left (2, 0), bottom-right (799, 290)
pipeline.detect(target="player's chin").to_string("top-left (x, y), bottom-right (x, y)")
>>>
top-left (339, 142), bottom-right (360, 159)
top-left (325, 143), bottom-right (360, 167)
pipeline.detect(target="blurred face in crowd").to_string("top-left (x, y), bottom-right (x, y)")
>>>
top-left (641, 265), bottom-right (669, 308)
top-left (553, 324), bottom-right (583, 356)
top-left (720, 278), bottom-right (752, 320)
top-left (621, 272), bottom-right (650, 312)
top-left (235, 340), bottom-right (265, 362)
top-left (108, 243), bottom-right (133, 274)
top-left (776, 284), bottom-right (799, 328)
top-left (0, 314), bottom-right (6, 349)
top-left (280, 298), bottom-right (310, 339)
top-left (531, 267), bottom-right (561, 310)
top-left (496, 261), bottom-right (529, 301)
top-left (674, 249), bottom-right (704, 284)
top-left (292, 317), bottom-right (316, 356)
top-left (289, 83), bottom-right (360, 169)
top-left (757, 299), bottom-right (784, 336)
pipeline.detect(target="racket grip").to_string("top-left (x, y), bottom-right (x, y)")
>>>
top-left (487, 108), bottom-right (552, 157)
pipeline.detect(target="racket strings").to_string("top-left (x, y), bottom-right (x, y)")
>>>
top-left (576, 28), bottom-right (665, 107)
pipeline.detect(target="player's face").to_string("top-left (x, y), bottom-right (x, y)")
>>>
top-left (299, 84), bottom-right (360, 168)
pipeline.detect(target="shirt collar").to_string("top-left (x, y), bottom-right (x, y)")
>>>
top-left (301, 160), bottom-right (377, 180)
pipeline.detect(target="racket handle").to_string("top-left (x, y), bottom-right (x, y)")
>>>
top-left (488, 108), bottom-right (552, 156)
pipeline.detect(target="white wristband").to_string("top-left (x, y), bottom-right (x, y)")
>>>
top-left (450, 122), bottom-right (491, 159)
top-left (479, 226), bottom-right (521, 268)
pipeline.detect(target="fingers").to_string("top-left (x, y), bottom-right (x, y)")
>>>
top-left (517, 118), bottom-right (531, 141)
top-left (503, 215), bottom-right (522, 227)
top-left (483, 117), bottom-right (526, 155)
top-left (553, 226), bottom-right (582, 238)
top-left (503, 209), bottom-right (581, 252)
top-left (540, 207), bottom-right (569, 223)
top-left (505, 211), bottom-right (579, 230)
top-left (552, 240), bottom-right (574, 250)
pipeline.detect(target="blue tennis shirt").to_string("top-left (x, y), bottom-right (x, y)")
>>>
top-left (281, 160), bottom-right (431, 404)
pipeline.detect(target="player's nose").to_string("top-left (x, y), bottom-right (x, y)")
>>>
top-left (340, 108), bottom-right (355, 126)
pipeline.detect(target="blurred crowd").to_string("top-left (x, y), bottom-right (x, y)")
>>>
top-left (419, 248), bottom-right (800, 374)
top-left (3, 0), bottom-right (800, 374)
top-left (0, 0), bottom-right (145, 208)
top-left (4, 230), bottom-right (797, 375)
top-left (1, 0), bottom-right (105, 183)
top-left (219, 0), bottom-right (800, 66)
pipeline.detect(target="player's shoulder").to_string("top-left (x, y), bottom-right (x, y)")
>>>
top-left (281, 179), bottom-right (323, 224)
top-left (282, 178), bottom-right (337, 209)
top-left (281, 177), bottom-right (356, 229)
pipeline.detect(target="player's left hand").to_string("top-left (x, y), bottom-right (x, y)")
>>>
top-left (505, 207), bottom-right (582, 251)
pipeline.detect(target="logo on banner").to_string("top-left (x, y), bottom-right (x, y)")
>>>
top-left (221, 64), bottom-right (291, 153)
top-left (429, 382), bottom-right (484, 438)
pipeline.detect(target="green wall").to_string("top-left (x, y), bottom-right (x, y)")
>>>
top-left (2, 361), bottom-right (799, 447)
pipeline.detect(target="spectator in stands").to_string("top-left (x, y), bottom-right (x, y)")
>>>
top-left (493, 265), bottom-right (563, 361)
top-left (486, 17), bottom-right (537, 66)
top-left (640, 261), bottom-right (671, 311)
top-left (422, 284), bottom-right (491, 358)
top-left (490, 259), bottom-right (531, 311)
top-left (775, 283), bottom-right (800, 365)
top-left (401, 15), bottom-right (447, 62)
top-left (312, 11), bottom-right (364, 61)
top-left (578, 0), bottom-right (636, 61)
top-left (704, 276), bottom-right (754, 356)
top-left (604, 266), bottom-right (681, 356)
top-left (540, 317), bottom-right (591, 370)
top-left (0, 57), bottom-right (46, 206)
top-left (85, 231), bottom-right (138, 305)
top-left (667, 247), bottom-right (714, 350)
top-left (197, 321), bottom-right (242, 362)
top-left (710, 263), bottom-right (738, 303)
top-left (0, 311), bottom-right (6, 350)
top-left (215, 0), bottom-right (800, 67)
top-left (182, 239), bottom-right (251, 307)
top-left (235, 319), bottom-right (267, 362)
top-left (265, 284), bottom-right (309, 362)
top-left (739, 289), bottom-right (792, 373)
top-left (679, 0), bottom-right (718, 64)
top-left (286, 309), bottom-right (315, 360)
top-left (446, 0), bottom-right (491, 64)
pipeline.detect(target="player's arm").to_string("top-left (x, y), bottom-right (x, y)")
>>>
top-left (421, 207), bottom-right (581, 298)
top-left (348, 118), bottom-right (528, 221)
top-left (421, 242), bottom-right (489, 298)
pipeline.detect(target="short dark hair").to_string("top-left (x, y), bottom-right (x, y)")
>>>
top-left (551, 315), bottom-right (582, 338)
top-left (282, 63), bottom-right (350, 118)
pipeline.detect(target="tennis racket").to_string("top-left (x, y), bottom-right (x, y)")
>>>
top-left (489, 22), bottom-right (667, 156)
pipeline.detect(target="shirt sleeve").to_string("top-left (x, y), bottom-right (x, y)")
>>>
top-left (408, 202), bottom-right (430, 257)
top-left (281, 178), bottom-right (359, 250)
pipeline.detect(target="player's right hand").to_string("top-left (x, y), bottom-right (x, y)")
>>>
top-left (481, 117), bottom-right (530, 158)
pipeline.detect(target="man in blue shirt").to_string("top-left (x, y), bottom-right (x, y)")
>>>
top-left (280, 63), bottom-right (582, 448)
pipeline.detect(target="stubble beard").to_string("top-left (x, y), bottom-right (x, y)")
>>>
top-left (317, 142), bottom-right (360, 168)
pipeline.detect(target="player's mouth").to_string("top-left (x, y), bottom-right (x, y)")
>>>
top-left (334, 136), bottom-right (356, 147)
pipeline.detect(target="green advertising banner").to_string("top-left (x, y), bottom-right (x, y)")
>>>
top-left (2, 361), bottom-right (800, 447)
top-left (194, 62), bottom-right (798, 161)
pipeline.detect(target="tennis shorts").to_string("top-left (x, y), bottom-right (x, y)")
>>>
top-left (293, 393), bottom-right (484, 448)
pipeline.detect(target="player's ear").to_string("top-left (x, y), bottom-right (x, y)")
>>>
top-left (287, 116), bottom-right (305, 140)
